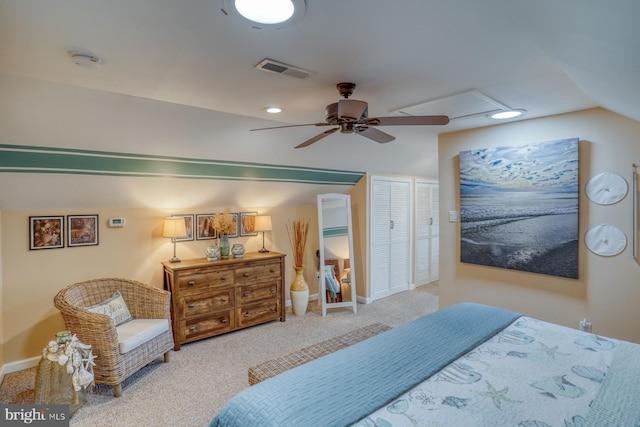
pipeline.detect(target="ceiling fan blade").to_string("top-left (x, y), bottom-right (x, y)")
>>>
top-left (295, 128), bottom-right (339, 148)
top-left (338, 99), bottom-right (368, 120)
top-left (250, 122), bottom-right (331, 131)
top-left (363, 115), bottom-right (450, 126)
top-left (357, 126), bottom-right (396, 144)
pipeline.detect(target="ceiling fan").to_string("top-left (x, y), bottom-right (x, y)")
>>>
top-left (251, 82), bottom-right (450, 148)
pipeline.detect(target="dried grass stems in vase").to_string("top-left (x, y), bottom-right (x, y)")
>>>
top-left (212, 208), bottom-right (236, 236)
top-left (286, 218), bottom-right (310, 268)
top-left (213, 208), bottom-right (235, 259)
top-left (287, 218), bottom-right (310, 315)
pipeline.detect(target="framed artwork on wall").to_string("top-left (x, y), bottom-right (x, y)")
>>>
top-left (29, 216), bottom-right (64, 250)
top-left (459, 137), bottom-right (579, 279)
top-left (196, 214), bottom-right (217, 240)
top-left (67, 214), bottom-right (99, 247)
top-left (172, 214), bottom-right (194, 241)
top-left (240, 211), bottom-right (258, 236)
top-left (227, 212), bottom-right (239, 238)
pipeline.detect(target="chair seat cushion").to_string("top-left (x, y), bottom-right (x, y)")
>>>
top-left (116, 319), bottom-right (169, 354)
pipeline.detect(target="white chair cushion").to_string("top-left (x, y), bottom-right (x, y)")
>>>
top-left (116, 319), bottom-right (169, 354)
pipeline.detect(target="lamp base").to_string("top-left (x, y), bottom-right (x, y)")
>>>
top-left (258, 248), bottom-right (269, 253)
top-left (169, 256), bottom-right (181, 263)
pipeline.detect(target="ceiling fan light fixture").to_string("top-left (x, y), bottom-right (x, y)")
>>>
top-left (264, 107), bottom-right (283, 114)
top-left (222, 0), bottom-right (305, 29)
top-left (490, 109), bottom-right (526, 120)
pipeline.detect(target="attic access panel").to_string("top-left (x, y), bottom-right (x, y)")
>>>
top-left (392, 89), bottom-right (508, 121)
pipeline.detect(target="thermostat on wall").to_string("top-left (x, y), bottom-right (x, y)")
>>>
top-left (109, 217), bottom-right (126, 227)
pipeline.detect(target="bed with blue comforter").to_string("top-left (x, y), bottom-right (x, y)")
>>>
top-left (209, 303), bottom-right (640, 427)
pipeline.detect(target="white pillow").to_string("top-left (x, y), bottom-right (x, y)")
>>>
top-left (86, 291), bottom-right (133, 326)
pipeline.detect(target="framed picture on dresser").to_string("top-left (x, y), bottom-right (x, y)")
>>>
top-left (196, 214), bottom-right (217, 240)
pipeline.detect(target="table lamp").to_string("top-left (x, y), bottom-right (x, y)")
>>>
top-left (163, 217), bottom-right (187, 262)
top-left (254, 215), bottom-right (272, 253)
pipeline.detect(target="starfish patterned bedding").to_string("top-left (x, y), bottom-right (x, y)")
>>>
top-left (210, 303), bottom-right (640, 427)
top-left (354, 316), bottom-right (639, 426)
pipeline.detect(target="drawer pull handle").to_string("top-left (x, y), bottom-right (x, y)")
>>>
top-left (270, 307), bottom-right (276, 312)
top-left (188, 303), bottom-right (195, 308)
top-left (221, 318), bottom-right (228, 324)
top-left (243, 272), bottom-right (250, 277)
top-left (189, 326), bottom-right (196, 331)
top-left (221, 277), bottom-right (226, 280)
top-left (220, 297), bottom-right (228, 302)
top-left (270, 268), bottom-right (275, 273)
top-left (243, 292), bottom-right (251, 297)
top-left (270, 287), bottom-right (276, 292)
top-left (188, 281), bottom-right (195, 286)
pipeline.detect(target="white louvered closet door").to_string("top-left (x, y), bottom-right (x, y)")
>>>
top-left (415, 180), bottom-right (431, 285)
top-left (430, 183), bottom-right (440, 281)
top-left (370, 176), bottom-right (411, 300)
top-left (415, 179), bottom-right (439, 285)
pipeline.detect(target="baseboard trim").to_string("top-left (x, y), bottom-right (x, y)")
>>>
top-left (1, 355), bottom-right (41, 381)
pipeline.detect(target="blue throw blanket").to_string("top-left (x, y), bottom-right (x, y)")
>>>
top-left (209, 302), bottom-right (521, 427)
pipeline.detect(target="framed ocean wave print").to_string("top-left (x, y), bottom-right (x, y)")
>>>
top-left (459, 137), bottom-right (579, 279)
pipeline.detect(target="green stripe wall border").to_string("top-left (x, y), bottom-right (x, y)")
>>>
top-left (323, 226), bottom-right (349, 238)
top-left (0, 145), bottom-right (364, 185)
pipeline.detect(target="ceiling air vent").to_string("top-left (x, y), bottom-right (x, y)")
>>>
top-left (254, 58), bottom-right (313, 79)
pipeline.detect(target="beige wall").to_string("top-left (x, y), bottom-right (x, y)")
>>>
top-left (350, 177), bottom-right (368, 299)
top-left (1, 204), bottom-right (319, 366)
top-left (439, 108), bottom-right (640, 343)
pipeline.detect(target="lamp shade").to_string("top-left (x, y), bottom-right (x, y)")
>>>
top-left (254, 215), bottom-right (272, 232)
top-left (163, 217), bottom-right (187, 238)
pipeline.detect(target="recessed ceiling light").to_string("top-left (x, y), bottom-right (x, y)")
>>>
top-left (70, 53), bottom-right (102, 69)
top-left (265, 107), bottom-right (283, 114)
top-left (490, 109), bottom-right (526, 120)
top-left (221, 0), bottom-right (306, 29)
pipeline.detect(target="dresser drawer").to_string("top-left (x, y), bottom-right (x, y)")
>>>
top-left (236, 299), bottom-right (280, 328)
top-left (181, 310), bottom-right (234, 341)
top-left (177, 267), bottom-right (234, 293)
top-left (237, 281), bottom-right (279, 305)
top-left (235, 261), bottom-right (281, 283)
top-left (182, 289), bottom-right (233, 318)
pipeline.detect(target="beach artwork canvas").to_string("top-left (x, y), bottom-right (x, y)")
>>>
top-left (459, 138), bottom-right (579, 278)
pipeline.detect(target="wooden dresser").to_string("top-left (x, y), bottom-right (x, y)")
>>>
top-left (162, 252), bottom-right (286, 350)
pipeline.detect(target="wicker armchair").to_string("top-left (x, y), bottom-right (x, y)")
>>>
top-left (54, 278), bottom-right (174, 397)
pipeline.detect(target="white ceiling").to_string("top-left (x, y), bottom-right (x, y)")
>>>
top-left (0, 0), bottom-right (639, 210)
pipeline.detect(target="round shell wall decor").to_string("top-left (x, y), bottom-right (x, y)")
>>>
top-left (585, 224), bottom-right (627, 256)
top-left (585, 172), bottom-right (628, 205)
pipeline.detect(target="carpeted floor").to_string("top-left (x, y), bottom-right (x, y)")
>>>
top-left (0, 283), bottom-right (438, 426)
